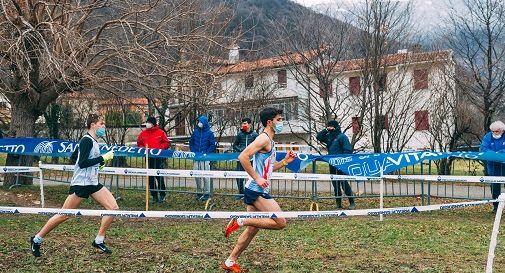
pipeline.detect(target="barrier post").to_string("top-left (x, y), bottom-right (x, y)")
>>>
top-left (380, 166), bottom-right (384, 221)
top-left (310, 161), bottom-right (319, 211)
top-left (145, 145), bottom-right (149, 211)
top-left (38, 161), bottom-right (45, 208)
top-left (486, 193), bottom-right (505, 273)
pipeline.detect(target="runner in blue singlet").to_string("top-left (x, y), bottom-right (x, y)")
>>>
top-left (222, 107), bottom-right (297, 272)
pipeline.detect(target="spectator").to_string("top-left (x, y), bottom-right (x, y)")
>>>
top-left (480, 120), bottom-right (505, 213)
top-left (232, 118), bottom-right (258, 200)
top-left (137, 116), bottom-right (171, 203)
top-left (316, 120), bottom-right (355, 209)
top-left (189, 115), bottom-right (216, 201)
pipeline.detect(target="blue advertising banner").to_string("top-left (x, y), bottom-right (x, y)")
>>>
top-left (0, 138), bottom-right (504, 175)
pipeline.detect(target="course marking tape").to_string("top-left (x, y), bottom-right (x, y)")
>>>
top-left (0, 199), bottom-right (493, 219)
top-left (0, 167), bottom-right (40, 174)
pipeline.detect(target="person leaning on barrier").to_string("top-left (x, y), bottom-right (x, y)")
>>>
top-left (232, 117), bottom-right (259, 200)
top-left (316, 120), bottom-right (356, 209)
top-left (189, 115), bottom-right (216, 201)
top-left (137, 116), bottom-right (171, 204)
top-left (480, 120), bottom-right (505, 213)
top-left (30, 114), bottom-right (118, 257)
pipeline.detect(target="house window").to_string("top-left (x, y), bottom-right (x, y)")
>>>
top-left (378, 73), bottom-right (387, 92)
top-left (352, 116), bottom-right (361, 134)
top-left (245, 75), bottom-right (254, 89)
top-left (349, 76), bottom-right (360, 96)
top-left (175, 113), bottom-right (185, 136)
top-left (414, 69), bottom-right (429, 90)
top-left (376, 114), bottom-right (389, 130)
top-left (277, 69), bottom-right (287, 88)
top-left (415, 110), bottom-right (429, 130)
top-left (318, 79), bottom-right (333, 98)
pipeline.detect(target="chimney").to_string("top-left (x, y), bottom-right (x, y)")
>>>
top-left (228, 44), bottom-right (240, 64)
top-left (412, 44), bottom-right (423, 53)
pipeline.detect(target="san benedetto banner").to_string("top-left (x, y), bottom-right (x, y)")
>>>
top-left (0, 138), bottom-right (504, 176)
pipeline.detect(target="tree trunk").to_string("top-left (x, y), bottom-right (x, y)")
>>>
top-left (3, 95), bottom-right (39, 186)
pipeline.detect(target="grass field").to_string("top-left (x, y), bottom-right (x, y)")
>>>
top-left (0, 185), bottom-right (504, 273)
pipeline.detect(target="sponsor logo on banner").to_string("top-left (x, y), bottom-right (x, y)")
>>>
top-left (367, 208), bottom-right (412, 216)
top-left (440, 203), bottom-right (480, 210)
top-left (101, 213), bottom-right (144, 218)
top-left (297, 212), bottom-right (340, 218)
top-left (0, 209), bottom-right (17, 214)
top-left (38, 211), bottom-right (76, 216)
top-left (164, 214), bottom-right (207, 219)
top-left (172, 151), bottom-right (195, 159)
top-left (329, 157), bottom-right (352, 166)
top-left (223, 172), bottom-right (228, 177)
top-left (229, 213), bottom-right (271, 218)
top-left (34, 141), bottom-right (56, 154)
top-left (479, 177), bottom-right (505, 183)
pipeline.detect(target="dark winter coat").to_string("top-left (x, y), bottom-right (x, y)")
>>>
top-left (316, 124), bottom-right (352, 155)
top-left (232, 129), bottom-right (259, 152)
top-left (189, 116), bottom-right (216, 153)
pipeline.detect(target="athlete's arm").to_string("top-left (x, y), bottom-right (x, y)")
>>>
top-left (238, 134), bottom-right (269, 187)
top-left (273, 150), bottom-right (297, 171)
top-left (77, 137), bottom-right (104, 168)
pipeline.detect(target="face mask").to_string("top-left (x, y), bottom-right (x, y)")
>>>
top-left (492, 134), bottom-right (502, 139)
top-left (241, 124), bottom-right (249, 132)
top-left (146, 123), bottom-right (153, 129)
top-left (96, 127), bottom-right (106, 137)
top-left (274, 122), bottom-right (283, 134)
top-left (197, 122), bottom-right (203, 128)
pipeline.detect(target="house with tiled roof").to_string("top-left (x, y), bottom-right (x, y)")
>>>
top-left (168, 46), bottom-right (455, 152)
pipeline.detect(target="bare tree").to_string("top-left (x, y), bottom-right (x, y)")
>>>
top-left (0, 0), bottom-right (234, 185)
top-left (349, 0), bottom-right (414, 152)
top-left (445, 0), bottom-right (505, 133)
top-left (269, 6), bottom-right (357, 150)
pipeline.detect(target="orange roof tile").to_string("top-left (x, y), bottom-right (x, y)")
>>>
top-left (215, 48), bottom-right (323, 75)
top-left (216, 49), bottom-right (452, 75)
top-left (330, 50), bottom-right (452, 73)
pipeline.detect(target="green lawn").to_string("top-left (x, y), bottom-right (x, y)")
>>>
top-left (0, 185), bottom-right (504, 273)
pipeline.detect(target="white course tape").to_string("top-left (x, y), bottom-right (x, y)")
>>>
top-left (0, 166), bottom-right (40, 174)
top-left (39, 163), bottom-right (380, 181)
top-left (383, 174), bottom-right (505, 184)
top-left (0, 199), bottom-right (492, 219)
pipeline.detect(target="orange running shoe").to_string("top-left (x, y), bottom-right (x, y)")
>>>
top-left (222, 262), bottom-right (241, 272)
top-left (224, 218), bottom-right (240, 238)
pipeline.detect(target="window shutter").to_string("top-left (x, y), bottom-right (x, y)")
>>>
top-left (415, 110), bottom-right (429, 130)
top-left (349, 77), bottom-right (360, 96)
top-left (414, 69), bottom-right (429, 90)
top-left (352, 116), bottom-right (361, 134)
top-left (277, 69), bottom-right (287, 87)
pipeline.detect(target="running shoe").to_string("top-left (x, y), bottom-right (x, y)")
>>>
top-left (224, 218), bottom-right (240, 238)
top-left (92, 240), bottom-right (112, 254)
top-left (30, 236), bottom-right (41, 257)
top-left (222, 262), bottom-right (241, 272)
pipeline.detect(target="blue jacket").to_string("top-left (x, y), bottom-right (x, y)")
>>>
top-left (480, 132), bottom-right (505, 176)
top-left (189, 116), bottom-right (216, 153)
top-left (316, 125), bottom-right (352, 155)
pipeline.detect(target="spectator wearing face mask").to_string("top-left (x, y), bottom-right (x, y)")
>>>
top-left (480, 120), bottom-right (505, 213)
top-left (189, 115), bottom-right (216, 201)
top-left (137, 116), bottom-right (171, 203)
top-left (232, 118), bottom-right (258, 200)
top-left (316, 120), bottom-right (355, 209)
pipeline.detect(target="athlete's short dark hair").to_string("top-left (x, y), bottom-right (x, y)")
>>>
top-left (86, 114), bottom-right (101, 129)
top-left (259, 107), bottom-right (283, 127)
